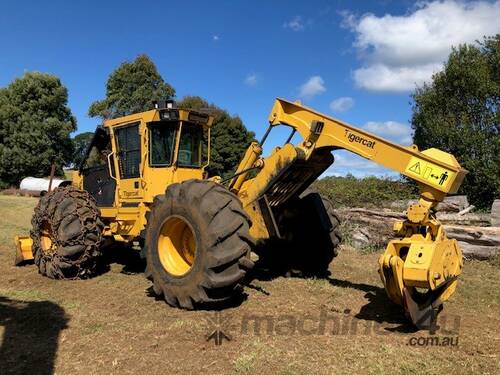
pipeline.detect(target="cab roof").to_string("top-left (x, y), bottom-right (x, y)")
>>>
top-left (102, 108), bottom-right (214, 128)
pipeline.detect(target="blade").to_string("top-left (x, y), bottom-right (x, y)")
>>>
top-left (403, 277), bottom-right (457, 330)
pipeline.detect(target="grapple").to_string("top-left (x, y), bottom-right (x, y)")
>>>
top-left (378, 198), bottom-right (463, 328)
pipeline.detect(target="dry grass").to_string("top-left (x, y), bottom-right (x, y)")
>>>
top-left (0, 195), bottom-right (38, 244)
top-left (0, 195), bottom-right (499, 374)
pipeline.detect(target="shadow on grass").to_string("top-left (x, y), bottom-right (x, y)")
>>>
top-left (0, 296), bottom-right (69, 375)
top-left (326, 277), bottom-right (417, 332)
top-left (95, 242), bottom-right (146, 276)
top-left (247, 250), bottom-right (416, 332)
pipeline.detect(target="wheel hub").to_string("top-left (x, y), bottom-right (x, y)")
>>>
top-left (157, 216), bottom-right (197, 276)
top-left (40, 221), bottom-right (56, 255)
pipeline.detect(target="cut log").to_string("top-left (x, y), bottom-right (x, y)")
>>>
top-left (436, 212), bottom-right (490, 226)
top-left (435, 195), bottom-right (469, 213)
top-left (457, 242), bottom-right (498, 260)
top-left (388, 196), bottom-right (469, 213)
top-left (458, 205), bottom-right (475, 216)
top-left (444, 225), bottom-right (500, 247)
top-left (491, 200), bottom-right (500, 226)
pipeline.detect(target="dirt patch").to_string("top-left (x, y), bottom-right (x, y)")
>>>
top-left (0, 195), bottom-right (499, 374)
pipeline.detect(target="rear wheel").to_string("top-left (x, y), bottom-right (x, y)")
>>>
top-left (259, 190), bottom-right (341, 277)
top-left (291, 192), bottom-right (342, 276)
top-left (143, 179), bottom-right (254, 309)
top-left (31, 186), bottom-right (104, 279)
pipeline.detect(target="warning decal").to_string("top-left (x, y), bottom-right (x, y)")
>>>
top-left (409, 162), bottom-right (421, 174)
top-left (405, 156), bottom-right (453, 189)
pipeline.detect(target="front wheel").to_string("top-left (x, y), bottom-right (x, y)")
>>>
top-left (143, 179), bottom-right (254, 309)
top-left (30, 186), bottom-right (104, 279)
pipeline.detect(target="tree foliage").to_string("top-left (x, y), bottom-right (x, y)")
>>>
top-left (315, 174), bottom-right (417, 208)
top-left (177, 96), bottom-right (255, 178)
top-left (72, 131), bottom-right (94, 168)
top-left (0, 72), bottom-right (76, 187)
top-left (88, 54), bottom-right (175, 119)
top-left (411, 35), bottom-right (500, 209)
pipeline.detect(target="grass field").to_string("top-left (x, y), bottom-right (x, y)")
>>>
top-left (0, 195), bottom-right (499, 374)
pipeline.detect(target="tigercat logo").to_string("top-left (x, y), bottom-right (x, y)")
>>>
top-left (344, 129), bottom-right (376, 149)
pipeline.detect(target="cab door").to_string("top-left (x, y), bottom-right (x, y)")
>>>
top-left (114, 122), bottom-right (143, 206)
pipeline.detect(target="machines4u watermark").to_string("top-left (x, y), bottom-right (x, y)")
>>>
top-left (204, 308), bottom-right (461, 346)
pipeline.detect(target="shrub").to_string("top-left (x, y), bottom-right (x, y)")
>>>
top-left (313, 174), bottom-right (417, 208)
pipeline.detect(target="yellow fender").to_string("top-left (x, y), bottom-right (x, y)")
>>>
top-left (14, 235), bottom-right (33, 265)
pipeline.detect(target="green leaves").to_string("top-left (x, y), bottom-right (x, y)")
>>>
top-left (0, 72), bottom-right (75, 187)
top-left (314, 175), bottom-right (416, 208)
top-left (88, 54), bottom-right (175, 119)
top-left (177, 96), bottom-right (255, 178)
top-left (87, 55), bottom-right (253, 178)
top-left (0, 54), bottom-right (253, 188)
top-left (72, 132), bottom-right (94, 168)
top-left (411, 35), bottom-right (500, 209)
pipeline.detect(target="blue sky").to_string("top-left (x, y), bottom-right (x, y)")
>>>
top-left (1, 0), bottom-right (499, 177)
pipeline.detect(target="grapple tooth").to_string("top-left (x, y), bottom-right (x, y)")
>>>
top-left (402, 277), bottom-right (457, 329)
top-left (403, 288), bottom-right (443, 330)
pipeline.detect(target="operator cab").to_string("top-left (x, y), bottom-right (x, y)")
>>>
top-left (78, 103), bottom-right (213, 208)
top-left (149, 117), bottom-right (205, 168)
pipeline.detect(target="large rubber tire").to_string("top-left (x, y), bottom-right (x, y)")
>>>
top-left (292, 192), bottom-right (342, 275)
top-left (30, 186), bottom-right (104, 279)
top-left (143, 179), bottom-right (254, 309)
top-left (262, 190), bottom-right (342, 277)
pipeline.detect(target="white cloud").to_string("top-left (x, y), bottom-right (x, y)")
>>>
top-left (244, 73), bottom-right (258, 87)
top-left (353, 63), bottom-right (442, 92)
top-left (363, 121), bottom-right (413, 145)
top-left (363, 121), bottom-right (410, 137)
top-left (298, 76), bottom-right (326, 99)
top-left (326, 151), bottom-right (400, 178)
top-left (324, 168), bottom-right (399, 178)
top-left (212, 35), bottom-right (220, 41)
top-left (283, 16), bottom-right (304, 31)
top-left (343, 0), bottom-right (500, 92)
top-left (330, 96), bottom-right (355, 112)
top-left (334, 153), bottom-right (380, 170)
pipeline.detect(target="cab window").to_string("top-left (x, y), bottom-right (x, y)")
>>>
top-left (178, 123), bottom-right (203, 167)
top-left (115, 122), bottom-right (141, 179)
top-left (82, 127), bottom-right (112, 170)
top-left (149, 122), bottom-right (177, 166)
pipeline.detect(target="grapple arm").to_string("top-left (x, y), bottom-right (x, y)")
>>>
top-left (233, 98), bottom-right (467, 327)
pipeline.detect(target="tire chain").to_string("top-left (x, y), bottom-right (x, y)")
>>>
top-left (31, 186), bottom-right (103, 279)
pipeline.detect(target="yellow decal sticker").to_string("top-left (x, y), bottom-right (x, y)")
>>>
top-left (406, 157), bottom-right (453, 188)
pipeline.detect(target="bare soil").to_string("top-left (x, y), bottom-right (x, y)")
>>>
top-left (0, 195), bottom-right (499, 374)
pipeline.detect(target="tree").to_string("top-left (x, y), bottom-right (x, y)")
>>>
top-left (177, 96), bottom-right (255, 178)
top-left (411, 35), bottom-right (500, 209)
top-left (89, 54), bottom-right (175, 119)
top-left (72, 131), bottom-right (94, 168)
top-left (0, 72), bottom-right (76, 187)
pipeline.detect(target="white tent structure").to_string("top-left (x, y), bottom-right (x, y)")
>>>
top-left (20, 177), bottom-right (65, 195)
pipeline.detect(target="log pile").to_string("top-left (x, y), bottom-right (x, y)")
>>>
top-left (445, 225), bottom-right (500, 260)
top-left (339, 196), bottom-right (499, 260)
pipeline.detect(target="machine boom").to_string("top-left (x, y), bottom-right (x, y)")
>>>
top-left (232, 98), bottom-right (467, 327)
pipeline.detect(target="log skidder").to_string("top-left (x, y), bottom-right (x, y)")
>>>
top-left (142, 180), bottom-right (254, 309)
top-left (14, 98), bottom-right (468, 327)
top-left (31, 186), bottom-right (104, 279)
